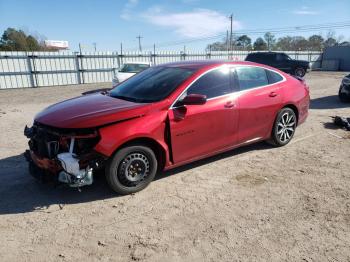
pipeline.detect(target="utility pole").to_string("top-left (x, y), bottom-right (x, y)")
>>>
top-left (79, 43), bottom-right (82, 55)
top-left (229, 14), bottom-right (233, 52)
top-left (226, 30), bottom-right (229, 54)
top-left (136, 35), bottom-right (143, 52)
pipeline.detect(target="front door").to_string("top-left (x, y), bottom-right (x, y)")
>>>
top-left (274, 53), bottom-right (292, 72)
top-left (168, 67), bottom-right (239, 164)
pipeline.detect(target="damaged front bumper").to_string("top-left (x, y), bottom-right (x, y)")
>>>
top-left (24, 123), bottom-right (106, 188)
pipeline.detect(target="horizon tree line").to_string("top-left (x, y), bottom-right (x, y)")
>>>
top-left (207, 31), bottom-right (350, 52)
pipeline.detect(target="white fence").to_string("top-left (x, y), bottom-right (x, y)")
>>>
top-left (0, 50), bottom-right (322, 89)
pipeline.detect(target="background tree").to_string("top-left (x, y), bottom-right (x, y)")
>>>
top-left (206, 31), bottom-right (345, 52)
top-left (207, 41), bottom-right (226, 51)
top-left (236, 35), bottom-right (252, 50)
top-left (0, 27), bottom-right (47, 51)
top-left (253, 37), bottom-right (267, 51)
top-left (339, 41), bottom-right (350, 46)
top-left (323, 30), bottom-right (338, 48)
top-left (264, 32), bottom-right (276, 50)
top-left (308, 35), bottom-right (324, 50)
top-left (275, 36), bottom-right (293, 51)
top-left (291, 36), bottom-right (309, 50)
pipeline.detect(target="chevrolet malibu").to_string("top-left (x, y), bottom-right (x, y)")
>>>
top-left (24, 61), bottom-right (309, 195)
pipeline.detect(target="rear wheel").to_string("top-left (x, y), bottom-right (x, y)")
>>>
top-left (269, 108), bottom-right (297, 146)
top-left (339, 87), bottom-right (350, 102)
top-left (106, 145), bottom-right (157, 195)
top-left (294, 67), bottom-right (306, 77)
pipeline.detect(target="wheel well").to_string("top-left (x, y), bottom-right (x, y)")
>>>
top-left (117, 137), bottom-right (166, 172)
top-left (283, 104), bottom-right (299, 124)
top-left (294, 67), bottom-right (307, 74)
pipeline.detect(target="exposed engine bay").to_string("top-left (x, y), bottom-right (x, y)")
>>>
top-left (24, 122), bottom-right (106, 188)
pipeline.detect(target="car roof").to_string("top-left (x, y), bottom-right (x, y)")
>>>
top-left (248, 52), bottom-right (284, 55)
top-left (159, 60), bottom-right (266, 70)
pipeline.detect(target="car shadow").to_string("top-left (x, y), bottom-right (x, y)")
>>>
top-left (157, 142), bottom-right (274, 180)
top-left (0, 142), bottom-right (273, 215)
top-left (310, 95), bottom-right (349, 109)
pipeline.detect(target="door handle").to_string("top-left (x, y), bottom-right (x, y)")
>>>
top-left (224, 101), bottom-right (235, 108)
top-left (269, 92), bottom-right (278, 97)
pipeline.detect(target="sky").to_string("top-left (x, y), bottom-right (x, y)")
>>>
top-left (0, 0), bottom-right (349, 52)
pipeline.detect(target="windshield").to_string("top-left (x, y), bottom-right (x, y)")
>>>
top-left (119, 63), bottom-right (150, 73)
top-left (110, 66), bottom-right (196, 103)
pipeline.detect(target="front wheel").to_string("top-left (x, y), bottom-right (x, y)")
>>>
top-left (269, 108), bottom-right (297, 146)
top-left (339, 88), bottom-right (350, 102)
top-left (294, 67), bottom-right (306, 77)
top-left (106, 145), bottom-right (158, 195)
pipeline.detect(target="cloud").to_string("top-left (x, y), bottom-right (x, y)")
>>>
top-left (293, 6), bottom-right (319, 15)
top-left (143, 9), bottom-right (241, 38)
top-left (120, 0), bottom-right (139, 20)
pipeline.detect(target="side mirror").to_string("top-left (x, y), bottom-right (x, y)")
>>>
top-left (181, 94), bottom-right (207, 106)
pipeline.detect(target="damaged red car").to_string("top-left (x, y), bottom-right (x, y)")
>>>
top-left (24, 61), bottom-right (309, 195)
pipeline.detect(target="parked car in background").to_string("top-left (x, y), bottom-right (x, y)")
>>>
top-left (339, 73), bottom-right (350, 102)
top-left (245, 52), bottom-right (310, 77)
top-left (24, 61), bottom-right (309, 195)
top-left (112, 61), bottom-right (151, 87)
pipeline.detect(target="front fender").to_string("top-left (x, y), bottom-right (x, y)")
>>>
top-left (94, 111), bottom-right (170, 159)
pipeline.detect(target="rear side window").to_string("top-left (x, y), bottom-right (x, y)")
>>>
top-left (266, 70), bottom-right (284, 84)
top-left (276, 54), bottom-right (285, 61)
top-left (236, 67), bottom-right (269, 90)
top-left (186, 67), bottom-right (231, 99)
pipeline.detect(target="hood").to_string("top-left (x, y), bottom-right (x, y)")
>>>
top-left (35, 93), bottom-right (151, 129)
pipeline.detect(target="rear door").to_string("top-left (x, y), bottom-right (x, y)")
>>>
top-left (234, 66), bottom-right (284, 144)
top-left (168, 66), bottom-right (239, 164)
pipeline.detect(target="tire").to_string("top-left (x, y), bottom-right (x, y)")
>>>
top-left (105, 145), bottom-right (158, 195)
top-left (268, 108), bottom-right (297, 147)
top-left (294, 67), bottom-right (306, 77)
top-left (339, 88), bottom-right (350, 102)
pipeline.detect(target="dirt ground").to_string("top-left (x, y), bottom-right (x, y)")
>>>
top-left (0, 72), bottom-right (350, 262)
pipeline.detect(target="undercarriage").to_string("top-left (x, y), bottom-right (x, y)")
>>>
top-left (24, 122), bottom-right (106, 188)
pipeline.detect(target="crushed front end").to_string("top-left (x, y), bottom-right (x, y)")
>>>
top-left (24, 122), bottom-right (106, 188)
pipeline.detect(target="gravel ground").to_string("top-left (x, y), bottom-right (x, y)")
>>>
top-left (0, 72), bottom-right (350, 262)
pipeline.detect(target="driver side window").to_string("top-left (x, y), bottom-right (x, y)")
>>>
top-left (186, 67), bottom-right (231, 99)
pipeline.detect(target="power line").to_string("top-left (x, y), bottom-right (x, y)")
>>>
top-left (127, 21), bottom-right (350, 50)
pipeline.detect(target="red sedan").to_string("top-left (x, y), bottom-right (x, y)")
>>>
top-left (24, 61), bottom-right (309, 195)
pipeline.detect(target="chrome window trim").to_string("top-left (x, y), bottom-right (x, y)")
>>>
top-left (170, 64), bottom-right (286, 109)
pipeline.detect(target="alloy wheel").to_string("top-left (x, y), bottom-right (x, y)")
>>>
top-left (277, 112), bottom-right (296, 143)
